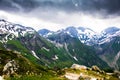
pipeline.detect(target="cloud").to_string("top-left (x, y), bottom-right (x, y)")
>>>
top-left (1, 10), bottom-right (120, 33)
top-left (0, 10), bottom-right (64, 31)
top-left (0, 0), bottom-right (120, 17)
top-left (0, 0), bottom-right (120, 33)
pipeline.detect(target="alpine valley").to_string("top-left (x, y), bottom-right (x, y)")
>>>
top-left (0, 19), bottom-right (120, 80)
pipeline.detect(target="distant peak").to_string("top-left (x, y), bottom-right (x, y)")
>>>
top-left (104, 27), bottom-right (119, 30)
top-left (66, 26), bottom-right (76, 29)
top-left (103, 27), bottom-right (120, 34)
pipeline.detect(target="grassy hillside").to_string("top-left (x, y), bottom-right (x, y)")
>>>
top-left (0, 49), bottom-right (67, 80)
top-left (67, 37), bottom-right (109, 68)
top-left (1, 33), bottom-right (74, 68)
top-left (48, 33), bottom-right (110, 69)
top-left (0, 29), bottom-right (110, 70)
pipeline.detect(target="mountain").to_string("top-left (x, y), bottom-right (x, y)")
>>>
top-left (103, 27), bottom-right (120, 34)
top-left (98, 37), bottom-right (120, 70)
top-left (38, 26), bottom-right (120, 46)
top-left (0, 49), bottom-right (45, 75)
top-left (38, 26), bottom-right (120, 70)
top-left (0, 19), bottom-right (110, 69)
top-left (0, 50), bottom-right (118, 80)
top-left (97, 27), bottom-right (120, 45)
top-left (39, 26), bottom-right (98, 45)
top-left (0, 19), bottom-right (74, 68)
top-left (38, 29), bottom-right (54, 37)
top-left (46, 32), bottom-right (109, 68)
top-left (1, 19), bottom-right (120, 79)
top-left (0, 49), bottom-right (69, 80)
top-left (92, 27), bottom-right (120, 70)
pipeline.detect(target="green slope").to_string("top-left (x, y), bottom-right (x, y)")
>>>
top-left (0, 49), bottom-right (67, 80)
top-left (98, 37), bottom-right (120, 70)
top-left (48, 33), bottom-right (110, 69)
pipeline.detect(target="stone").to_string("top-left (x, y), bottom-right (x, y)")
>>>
top-left (91, 65), bottom-right (101, 72)
top-left (71, 64), bottom-right (87, 70)
top-left (2, 60), bottom-right (19, 76)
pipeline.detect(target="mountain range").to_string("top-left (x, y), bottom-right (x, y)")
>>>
top-left (0, 19), bottom-right (120, 72)
top-left (38, 26), bottom-right (120, 45)
top-left (38, 26), bottom-right (120, 70)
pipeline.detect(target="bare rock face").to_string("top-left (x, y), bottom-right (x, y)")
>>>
top-left (91, 65), bottom-right (101, 72)
top-left (2, 60), bottom-right (19, 77)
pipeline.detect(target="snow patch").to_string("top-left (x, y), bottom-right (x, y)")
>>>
top-left (99, 30), bottom-right (120, 44)
top-left (64, 43), bottom-right (73, 58)
top-left (52, 55), bottom-right (59, 60)
top-left (43, 32), bottom-right (53, 37)
top-left (42, 47), bottom-right (50, 52)
top-left (56, 43), bottom-right (63, 48)
top-left (98, 38), bottom-right (111, 45)
top-left (0, 20), bottom-right (35, 43)
top-left (66, 31), bottom-right (74, 37)
top-left (73, 56), bottom-right (78, 61)
top-left (31, 51), bottom-right (40, 59)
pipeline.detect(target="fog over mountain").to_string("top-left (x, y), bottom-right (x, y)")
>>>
top-left (0, 0), bottom-right (120, 32)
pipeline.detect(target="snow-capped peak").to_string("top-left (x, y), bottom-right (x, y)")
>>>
top-left (0, 19), bottom-right (35, 43)
top-left (38, 26), bottom-right (120, 45)
top-left (38, 29), bottom-right (54, 37)
top-left (60, 26), bottom-right (98, 45)
top-left (98, 27), bottom-right (120, 44)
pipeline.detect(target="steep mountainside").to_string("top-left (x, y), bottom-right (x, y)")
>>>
top-left (0, 50), bottom-right (118, 80)
top-left (0, 49), bottom-right (45, 75)
top-left (47, 32), bottom-right (109, 68)
top-left (39, 27), bottom-right (120, 70)
top-left (98, 36), bottom-right (120, 70)
top-left (98, 27), bottom-right (120, 45)
top-left (0, 19), bottom-right (73, 68)
top-left (94, 27), bottom-right (120, 70)
top-left (38, 29), bottom-right (54, 37)
top-left (0, 49), bottom-right (68, 80)
top-left (38, 26), bottom-right (98, 45)
top-left (0, 19), bottom-right (109, 69)
top-left (38, 26), bottom-right (120, 46)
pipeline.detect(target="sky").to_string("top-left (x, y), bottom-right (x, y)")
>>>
top-left (0, 0), bottom-right (120, 33)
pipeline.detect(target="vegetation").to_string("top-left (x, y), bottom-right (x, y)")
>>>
top-left (64, 67), bottom-right (119, 80)
top-left (99, 37), bottom-right (120, 70)
top-left (0, 49), bottom-right (67, 80)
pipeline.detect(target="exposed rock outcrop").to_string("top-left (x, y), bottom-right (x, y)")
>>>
top-left (2, 60), bottom-right (19, 78)
top-left (64, 64), bottom-right (119, 80)
top-left (71, 64), bottom-right (87, 70)
top-left (91, 65), bottom-right (101, 72)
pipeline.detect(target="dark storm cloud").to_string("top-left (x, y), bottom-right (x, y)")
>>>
top-left (0, 0), bottom-right (39, 12)
top-left (0, 0), bottom-right (120, 16)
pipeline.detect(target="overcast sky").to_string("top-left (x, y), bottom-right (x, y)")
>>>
top-left (0, 0), bottom-right (120, 32)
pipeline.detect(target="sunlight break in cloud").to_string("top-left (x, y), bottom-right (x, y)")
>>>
top-left (0, 10), bottom-right (63, 31)
top-left (0, 10), bottom-right (120, 33)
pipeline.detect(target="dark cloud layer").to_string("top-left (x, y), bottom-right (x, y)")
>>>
top-left (0, 0), bottom-right (120, 16)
